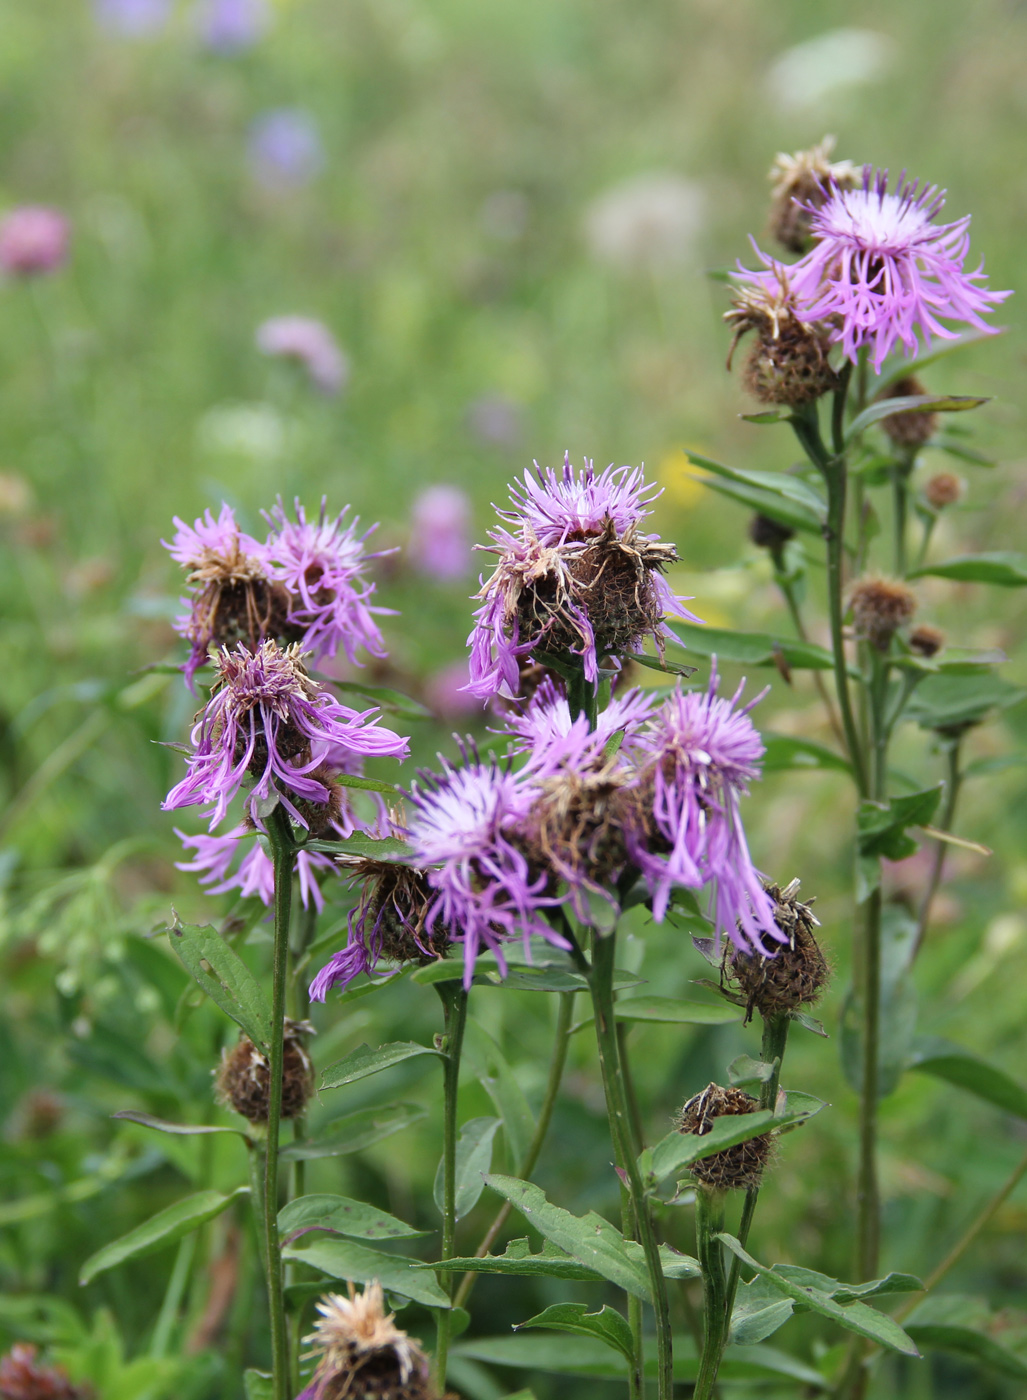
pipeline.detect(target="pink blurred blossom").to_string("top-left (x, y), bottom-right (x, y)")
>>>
top-left (256, 316), bottom-right (348, 396)
top-left (409, 485), bottom-right (472, 580)
top-left (425, 661), bottom-right (484, 724)
top-left (0, 207), bottom-right (69, 277)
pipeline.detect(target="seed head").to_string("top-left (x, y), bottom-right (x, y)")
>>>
top-left (215, 1020), bottom-right (314, 1124)
top-left (909, 623), bottom-right (945, 658)
top-left (924, 472), bottom-right (963, 510)
top-left (767, 136), bottom-right (856, 254)
top-left (748, 513), bottom-right (795, 553)
top-left (727, 878), bottom-right (828, 1022)
top-left (299, 1284), bottom-right (437, 1400)
top-left (0, 1343), bottom-right (91, 1400)
top-left (677, 1083), bottom-right (773, 1191)
top-left (877, 376), bottom-right (936, 449)
top-left (726, 268), bottom-right (838, 408)
top-left (849, 576), bottom-right (917, 651)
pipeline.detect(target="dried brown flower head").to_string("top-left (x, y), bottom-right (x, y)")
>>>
top-left (876, 375), bottom-right (937, 449)
top-left (748, 513), bottom-right (795, 553)
top-left (726, 273), bottom-right (838, 408)
top-left (301, 1283), bottom-right (437, 1400)
top-left (727, 878), bottom-right (828, 1022)
top-left (0, 1344), bottom-right (91, 1400)
top-left (909, 623), bottom-right (945, 658)
top-left (677, 1083), bottom-right (773, 1191)
top-left (215, 1020), bottom-right (314, 1124)
top-left (346, 857), bottom-right (451, 967)
top-left (768, 136), bottom-right (857, 253)
top-left (849, 576), bottom-right (917, 651)
top-left (924, 472), bottom-right (964, 510)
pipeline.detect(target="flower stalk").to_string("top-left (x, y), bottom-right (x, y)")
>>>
top-left (693, 1186), bottom-right (728, 1400)
top-left (433, 979), bottom-right (469, 1392)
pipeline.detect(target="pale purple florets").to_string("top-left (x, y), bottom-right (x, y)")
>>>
top-left (162, 641), bottom-right (407, 830)
top-left (163, 503), bottom-right (261, 569)
top-left (504, 677), bottom-right (656, 777)
top-left (175, 826), bottom-right (332, 911)
top-left (262, 498), bottom-right (390, 666)
top-left (0, 206), bottom-right (69, 277)
top-left (508, 458), bottom-right (661, 545)
top-left (256, 317), bottom-right (348, 396)
top-left (409, 485), bottom-right (472, 580)
top-left (629, 672), bottom-right (783, 954)
top-left (784, 168), bottom-right (1009, 371)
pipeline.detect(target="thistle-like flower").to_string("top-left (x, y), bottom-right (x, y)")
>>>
top-left (503, 676), bottom-right (656, 777)
top-left (677, 1083), bottom-right (773, 1191)
top-left (468, 455), bottom-right (698, 698)
top-left (175, 826), bottom-right (334, 912)
top-left (628, 672), bottom-right (782, 954)
top-left (767, 135), bottom-right (856, 253)
top-left (786, 168), bottom-right (1010, 370)
top-left (296, 1284), bottom-right (436, 1400)
top-left (216, 1020), bottom-right (314, 1124)
top-left (726, 262), bottom-right (838, 407)
top-left (162, 641), bottom-right (407, 830)
top-left (408, 484), bottom-right (472, 580)
top-left (256, 317), bottom-right (348, 396)
top-left (0, 1343), bottom-right (90, 1400)
top-left (261, 499), bottom-right (390, 667)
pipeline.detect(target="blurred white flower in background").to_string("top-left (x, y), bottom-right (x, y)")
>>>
top-left (766, 29), bottom-right (896, 111)
top-left (584, 173), bottom-right (705, 271)
top-left (196, 402), bottom-right (288, 463)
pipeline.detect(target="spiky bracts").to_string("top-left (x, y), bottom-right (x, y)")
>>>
top-left (677, 1083), bottom-right (773, 1191)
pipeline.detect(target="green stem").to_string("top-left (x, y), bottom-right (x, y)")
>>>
top-left (264, 804), bottom-right (295, 1400)
top-left (856, 884), bottom-right (882, 1282)
top-left (892, 468), bottom-right (910, 577)
top-left (150, 1231), bottom-right (197, 1358)
top-left (771, 553), bottom-right (846, 751)
top-left (454, 990), bottom-right (576, 1311)
top-left (433, 981), bottom-right (469, 1392)
top-left (913, 737), bottom-right (964, 959)
top-left (693, 1188), bottom-right (728, 1400)
top-left (589, 929), bottom-right (673, 1400)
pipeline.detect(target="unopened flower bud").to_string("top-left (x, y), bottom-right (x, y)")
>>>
top-left (748, 513), bottom-right (795, 553)
top-left (849, 576), bottom-right (916, 651)
top-left (215, 1020), bottom-right (314, 1124)
top-left (299, 1284), bottom-right (438, 1400)
top-left (767, 136), bottom-right (856, 254)
top-left (909, 623), bottom-right (945, 658)
top-left (726, 272), bottom-right (837, 409)
top-left (677, 1083), bottom-right (773, 1191)
top-left (924, 472), bottom-right (963, 510)
top-left (876, 375), bottom-right (936, 449)
top-left (727, 878), bottom-right (828, 1021)
top-left (0, 1343), bottom-right (90, 1400)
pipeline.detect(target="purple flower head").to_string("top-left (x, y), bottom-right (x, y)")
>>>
top-left (194, 0), bottom-right (269, 51)
top-left (162, 640), bottom-right (408, 830)
top-left (406, 750), bottom-right (564, 987)
top-left (784, 168), bottom-right (1010, 371)
top-left (256, 317), bottom-right (349, 397)
top-left (261, 498), bottom-right (390, 667)
top-left (468, 454), bottom-right (700, 701)
top-left (0, 207), bottom-right (69, 278)
top-left (408, 485), bottom-right (472, 580)
top-left (163, 502), bottom-right (261, 568)
top-left (504, 676), bottom-right (656, 777)
top-left (629, 669), bottom-right (783, 955)
top-left (248, 109), bottom-right (324, 191)
top-left (176, 825), bottom-right (330, 911)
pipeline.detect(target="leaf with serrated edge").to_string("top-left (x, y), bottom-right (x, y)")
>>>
top-left (319, 1041), bottom-right (444, 1090)
top-left (279, 1103), bottom-right (426, 1160)
top-left (515, 1304), bottom-right (635, 1364)
top-left (80, 1186), bottom-right (248, 1284)
top-left (646, 1094), bottom-right (823, 1183)
top-left (277, 1194), bottom-right (427, 1241)
top-left (167, 922), bottom-right (272, 1050)
top-left (716, 1235), bottom-right (919, 1356)
top-left (281, 1237), bottom-right (451, 1309)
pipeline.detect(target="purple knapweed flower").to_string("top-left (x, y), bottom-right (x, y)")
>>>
top-left (408, 485), bottom-right (472, 580)
top-left (162, 640), bottom-right (408, 830)
top-left (503, 675), bottom-right (656, 777)
top-left (407, 752), bottom-right (564, 987)
top-left (783, 168), bottom-right (1010, 371)
top-left (468, 455), bottom-right (700, 700)
top-left (176, 826), bottom-right (332, 911)
top-left (628, 670), bottom-right (784, 954)
top-left (248, 109), bottom-right (324, 191)
top-left (256, 317), bottom-right (349, 397)
top-left (0, 207), bottom-right (69, 277)
top-left (261, 498), bottom-right (390, 667)
top-left (194, 0), bottom-right (269, 52)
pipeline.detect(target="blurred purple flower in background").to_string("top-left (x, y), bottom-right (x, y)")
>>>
top-left (176, 826), bottom-right (331, 910)
top-left (248, 109), bottom-right (324, 191)
top-left (194, 0), bottom-right (269, 53)
top-left (93, 0), bottom-right (170, 36)
top-left (0, 207), bottom-right (69, 278)
top-left (465, 393), bottom-right (523, 449)
top-left (408, 485), bottom-right (472, 580)
top-left (424, 661), bottom-right (482, 724)
top-left (256, 316), bottom-right (348, 395)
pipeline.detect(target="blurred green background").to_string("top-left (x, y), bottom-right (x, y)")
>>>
top-left (1, 0), bottom-right (1026, 1396)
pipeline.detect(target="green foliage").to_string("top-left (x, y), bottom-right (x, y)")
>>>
top-left (79, 1186), bottom-right (248, 1284)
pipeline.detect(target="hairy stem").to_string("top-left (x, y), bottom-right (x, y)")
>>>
top-left (693, 1188), bottom-right (728, 1400)
top-left (264, 804), bottom-right (296, 1400)
top-left (856, 884), bottom-right (882, 1282)
top-left (454, 991), bottom-right (576, 1311)
top-left (433, 980), bottom-right (469, 1392)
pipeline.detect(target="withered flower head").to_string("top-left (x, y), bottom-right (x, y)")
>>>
top-left (726, 266), bottom-right (838, 408)
top-left (0, 1343), bottom-right (91, 1400)
top-left (924, 472), bottom-right (964, 510)
top-left (727, 878), bottom-right (828, 1022)
top-left (298, 1283), bottom-right (436, 1400)
top-left (677, 1083), bottom-right (773, 1192)
top-left (909, 623), bottom-right (945, 658)
top-left (876, 375), bottom-right (937, 450)
top-left (848, 576), bottom-right (917, 651)
top-left (748, 513), bottom-right (795, 553)
top-left (215, 1019), bottom-right (314, 1124)
top-left (768, 135), bottom-right (857, 253)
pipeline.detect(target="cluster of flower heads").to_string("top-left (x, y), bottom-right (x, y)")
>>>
top-left (468, 454), bottom-right (700, 697)
top-left (728, 139), bottom-right (1009, 396)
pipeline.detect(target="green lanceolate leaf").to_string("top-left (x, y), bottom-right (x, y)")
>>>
top-left (876, 329), bottom-right (1004, 393)
top-left (856, 786), bottom-right (943, 894)
top-left (302, 834), bottom-right (417, 861)
top-left (330, 772), bottom-right (400, 795)
top-left (643, 1094), bottom-right (823, 1184)
top-left (79, 1186), bottom-right (248, 1284)
top-left (278, 1194), bottom-right (428, 1242)
top-left (464, 1022), bottom-right (536, 1170)
top-left (111, 1110), bottom-right (249, 1140)
top-left (683, 451), bottom-right (827, 529)
top-left (728, 1055), bottom-right (777, 1090)
top-left (483, 1174), bottom-right (652, 1301)
top-left (278, 1103), bottom-right (427, 1160)
top-left (167, 921), bottom-right (272, 1050)
top-left (906, 1037), bottom-right (1027, 1118)
top-left (514, 1304), bottom-right (635, 1364)
top-left (319, 1041), bottom-right (444, 1090)
top-left (904, 1295), bottom-right (1027, 1380)
top-left (729, 1276), bottom-right (796, 1345)
top-left (328, 679), bottom-right (433, 721)
top-left (905, 672), bottom-right (1027, 730)
top-left (716, 1235), bottom-right (919, 1356)
top-left (243, 1370), bottom-right (274, 1400)
top-left (424, 1237), bottom-right (607, 1282)
top-left (846, 394), bottom-right (989, 443)
top-left (612, 996), bottom-right (740, 1026)
top-left (281, 1237), bottom-right (451, 1309)
top-left (669, 623), bottom-right (837, 673)
top-left (626, 652), bottom-right (699, 679)
top-left (433, 1117), bottom-right (502, 1221)
top-left (762, 733), bottom-right (851, 775)
top-left (910, 552), bottom-right (1027, 587)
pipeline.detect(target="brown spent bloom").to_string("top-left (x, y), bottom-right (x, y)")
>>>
top-left (727, 878), bottom-right (828, 1022)
top-left (909, 623), bottom-right (946, 659)
top-left (748, 513), bottom-right (795, 553)
top-left (183, 536), bottom-right (299, 665)
top-left (345, 855), bottom-right (451, 967)
top-left (301, 1283), bottom-right (437, 1400)
top-left (767, 136), bottom-right (857, 253)
top-left (0, 1344), bottom-right (91, 1400)
top-left (924, 472), bottom-right (964, 510)
top-left (849, 576), bottom-right (917, 651)
top-left (522, 761), bottom-right (647, 904)
top-left (677, 1083), bottom-right (773, 1191)
top-left (215, 1020), bottom-right (314, 1124)
top-left (876, 375), bottom-right (937, 450)
top-left (726, 272), bottom-right (838, 408)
